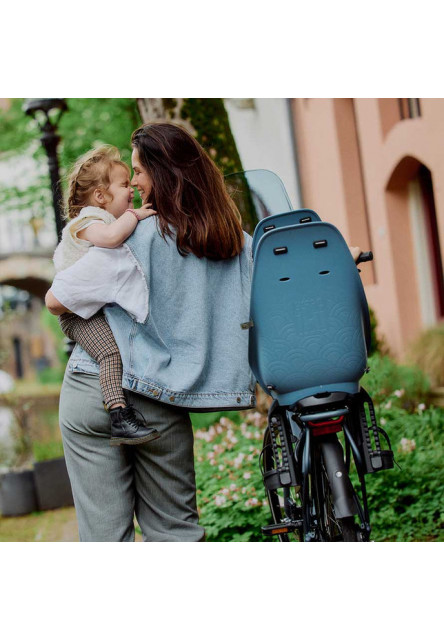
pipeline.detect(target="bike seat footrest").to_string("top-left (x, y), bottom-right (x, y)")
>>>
top-left (355, 388), bottom-right (395, 474)
top-left (263, 410), bottom-right (298, 488)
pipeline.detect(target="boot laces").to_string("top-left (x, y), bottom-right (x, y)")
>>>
top-left (121, 404), bottom-right (146, 428)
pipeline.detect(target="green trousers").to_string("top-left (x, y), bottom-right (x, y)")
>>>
top-left (59, 368), bottom-right (205, 542)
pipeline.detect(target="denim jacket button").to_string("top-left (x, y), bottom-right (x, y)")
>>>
top-left (169, 396), bottom-right (175, 402)
top-left (236, 397), bottom-right (241, 403)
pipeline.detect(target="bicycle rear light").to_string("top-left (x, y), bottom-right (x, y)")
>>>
top-left (308, 415), bottom-right (344, 436)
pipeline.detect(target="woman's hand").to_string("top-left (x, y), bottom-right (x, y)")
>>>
top-left (349, 246), bottom-right (362, 263)
top-left (134, 203), bottom-right (157, 220)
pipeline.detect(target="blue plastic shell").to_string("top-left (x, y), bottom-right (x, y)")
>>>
top-left (248, 221), bottom-right (371, 406)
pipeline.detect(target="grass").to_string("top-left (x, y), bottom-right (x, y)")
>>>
top-left (0, 507), bottom-right (79, 542)
top-left (0, 508), bottom-right (145, 542)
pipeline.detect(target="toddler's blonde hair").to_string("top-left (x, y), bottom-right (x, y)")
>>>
top-left (65, 145), bottom-right (129, 220)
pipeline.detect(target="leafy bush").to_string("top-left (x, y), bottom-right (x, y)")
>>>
top-left (407, 322), bottom-right (444, 387)
top-left (364, 353), bottom-right (431, 410)
top-left (359, 403), bottom-right (444, 541)
top-left (193, 411), bottom-right (271, 542)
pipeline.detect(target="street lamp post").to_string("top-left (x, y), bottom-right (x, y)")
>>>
top-left (23, 99), bottom-right (74, 356)
top-left (23, 99), bottom-right (68, 243)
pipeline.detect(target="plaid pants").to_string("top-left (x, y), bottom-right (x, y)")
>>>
top-left (58, 312), bottom-right (126, 410)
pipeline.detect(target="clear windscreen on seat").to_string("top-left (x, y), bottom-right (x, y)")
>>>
top-left (224, 169), bottom-right (293, 233)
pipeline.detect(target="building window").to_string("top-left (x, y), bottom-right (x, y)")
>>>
top-left (398, 99), bottom-right (421, 119)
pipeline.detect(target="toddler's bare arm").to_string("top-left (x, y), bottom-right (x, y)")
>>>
top-left (77, 204), bottom-right (156, 248)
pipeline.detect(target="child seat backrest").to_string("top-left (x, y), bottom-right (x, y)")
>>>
top-left (249, 221), bottom-right (371, 406)
top-left (252, 209), bottom-right (321, 257)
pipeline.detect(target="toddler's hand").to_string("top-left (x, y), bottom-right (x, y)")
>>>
top-left (135, 203), bottom-right (157, 220)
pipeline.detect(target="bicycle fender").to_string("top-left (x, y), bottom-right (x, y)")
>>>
top-left (320, 438), bottom-right (358, 519)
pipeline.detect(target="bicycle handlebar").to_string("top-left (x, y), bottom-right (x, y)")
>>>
top-left (356, 251), bottom-right (373, 265)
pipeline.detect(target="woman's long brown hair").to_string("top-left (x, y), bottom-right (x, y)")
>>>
top-left (131, 122), bottom-right (244, 260)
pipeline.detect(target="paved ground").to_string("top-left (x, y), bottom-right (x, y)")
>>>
top-left (0, 507), bottom-right (143, 542)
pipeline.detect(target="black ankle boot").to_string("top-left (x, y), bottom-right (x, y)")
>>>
top-left (109, 405), bottom-right (160, 446)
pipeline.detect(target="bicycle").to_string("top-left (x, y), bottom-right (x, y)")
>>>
top-left (227, 170), bottom-right (395, 542)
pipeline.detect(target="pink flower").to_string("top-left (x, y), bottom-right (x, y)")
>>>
top-left (214, 495), bottom-right (226, 506)
top-left (243, 472), bottom-right (251, 480)
top-left (249, 412), bottom-right (265, 428)
top-left (233, 453), bottom-right (245, 468)
top-left (400, 438), bottom-right (416, 453)
top-left (394, 389), bottom-right (405, 398)
top-left (418, 403), bottom-right (426, 413)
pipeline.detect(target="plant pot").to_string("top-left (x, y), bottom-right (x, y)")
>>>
top-left (33, 456), bottom-right (74, 511)
top-left (0, 469), bottom-right (38, 516)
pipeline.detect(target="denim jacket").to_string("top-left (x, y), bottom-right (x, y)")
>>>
top-left (68, 217), bottom-right (256, 411)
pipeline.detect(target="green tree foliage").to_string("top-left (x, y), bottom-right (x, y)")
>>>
top-left (0, 99), bottom-right (143, 214)
top-left (58, 98), bottom-right (141, 171)
top-left (0, 99), bottom-right (37, 155)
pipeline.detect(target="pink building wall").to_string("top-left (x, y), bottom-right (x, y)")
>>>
top-left (291, 98), bottom-right (444, 358)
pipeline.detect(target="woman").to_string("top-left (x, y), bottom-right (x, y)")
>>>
top-left (46, 122), bottom-right (256, 542)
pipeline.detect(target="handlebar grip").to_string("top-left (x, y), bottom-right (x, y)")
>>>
top-left (357, 251), bottom-right (373, 264)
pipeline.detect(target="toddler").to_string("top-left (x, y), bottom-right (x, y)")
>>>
top-left (53, 145), bottom-right (160, 446)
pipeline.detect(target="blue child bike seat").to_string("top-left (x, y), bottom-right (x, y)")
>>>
top-left (248, 221), bottom-right (371, 407)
